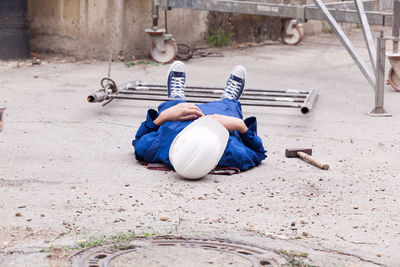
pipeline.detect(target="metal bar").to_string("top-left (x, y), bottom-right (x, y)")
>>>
top-left (383, 36), bottom-right (400, 40)
top-left (158, 0), bottom-right (393, 26)
top-left (393, 0), bottom-right (400, 53)
top-left (300, 88), bottom-right (319, 114)
top-left (133, 82), bottom-right (310, 94)
top-left (355, 0), bottom-right (377, 73)
top-left (376, 33), bottom-right (385, 108)
top-left (305, 7), bottom-right (392, 25)
top-left (166, 0), bottom-right (306, 20)
top-left (369, 32), bottom-right (391, 115)
top-left (313, 0), bottom-right (376, 89)
top-left (124, 88), bottom-right (308, 98)
top-left (308, 0), bottom-right (392, 11)
top-left (108, 94), bottom-right (302, 108)
top-left (118, 90), bottom-right (306, 102)
top-left (152, 0), bottom-right (159, 27)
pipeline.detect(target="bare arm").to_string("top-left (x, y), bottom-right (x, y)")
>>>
top-left (207, 114), bottom-right (248, 133)
top-left (154, 103), bottom-right (204, 126)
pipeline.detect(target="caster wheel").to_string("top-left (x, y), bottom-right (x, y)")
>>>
top-left (282, 24), bottom-right (304, 45)
top-left (150, 39), bottom-right (177, 63)
top-left (388, 67), bottom-right (400, 92)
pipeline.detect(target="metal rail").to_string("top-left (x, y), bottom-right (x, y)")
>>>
top-left (154, 0), bottom-right (393, 25)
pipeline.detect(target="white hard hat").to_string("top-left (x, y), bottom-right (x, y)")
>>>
top-left (169, 116), bottom-right (229, 180)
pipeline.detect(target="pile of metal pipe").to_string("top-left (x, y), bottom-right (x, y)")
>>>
top-left (88, 80), bottom-right (318, 114)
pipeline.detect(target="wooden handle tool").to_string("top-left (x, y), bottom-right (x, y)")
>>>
top-left (297, 151), bottom-right (329, 170)
top-left (285, 148), bottom-right (329, 170)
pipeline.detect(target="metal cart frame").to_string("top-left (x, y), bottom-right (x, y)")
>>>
top-left (146, 0), bottom-right (398, 116)
top-left (88, 0), bottom-right (399, 116)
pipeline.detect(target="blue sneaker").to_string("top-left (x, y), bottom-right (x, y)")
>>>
top-left (167, 61), bottom-right (186, 98)
top-left (221, 66), bottom-right (246, 100)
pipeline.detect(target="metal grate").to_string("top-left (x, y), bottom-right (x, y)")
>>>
top-left (67, 237), bottom-right (288, 267)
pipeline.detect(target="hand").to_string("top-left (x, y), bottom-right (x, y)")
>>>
top-left (207, 114), bottom-right (248, 133)
top-left (154, 103), bottom-right (204, 126)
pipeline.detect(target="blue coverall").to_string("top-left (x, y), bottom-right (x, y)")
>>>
top-left (132, 99), bottom-right (267, 171)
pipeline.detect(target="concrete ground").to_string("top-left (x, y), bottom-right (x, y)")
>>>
top-left (1, 30), bottom-right (400, 266)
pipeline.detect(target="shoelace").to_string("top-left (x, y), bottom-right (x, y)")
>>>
top-left (223, 78), bottom-right (242, 99)
top-left (171, 76), bottom-right (185, 97)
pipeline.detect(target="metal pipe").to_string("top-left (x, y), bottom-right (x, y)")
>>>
top-left (376, 33), bottom-right (385, 109)
top-left (132, 82), bottom-right (310, 94)
top-left (393, 0), bottom-right (400, 53)
top-left (152, 0), bottom-right (159, 28)
top-left (355, 0), bottom-right (377, 73)
top-left (300, 88), bottom-right (319, 114)
top-left (369, 32), bottom-right (391, 115)
top-left (118, 90), bottom-right (305, 102)
top-left (164, 10), bottom-right (168, 33)
top-left (122, 88), bottom-right (308, 98)
top-left (87, 91), bottom-right (107, 103)
top-left (108, 94), bottom-right (302, 108)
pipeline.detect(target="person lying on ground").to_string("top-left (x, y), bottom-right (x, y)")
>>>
top-left (132, 61), bottom-right (267, 178)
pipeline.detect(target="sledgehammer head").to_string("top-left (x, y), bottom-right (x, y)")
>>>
top-left (285, 148), bottom-right (312, 158)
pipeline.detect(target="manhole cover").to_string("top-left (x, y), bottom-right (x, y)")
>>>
top-left (67, 237), bottom-right (287, 267)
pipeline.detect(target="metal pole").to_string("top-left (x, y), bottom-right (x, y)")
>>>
top-left (152, 0), bottom-right (159, 28)
top-left (354, 0), bottom-right (377, 72)
top-left (300, 88), bottom-right (319, 114)
top-left (133, 81), bottom-right (310, 94)
top-left (122, 88), bottom-right (308, 98)
top-left (393, 0), bottom-right (400, 53)
top-left (118, 90), bottom-right (306, 103)
top-left (107, 0), bottom-right (118, 78)
top-left (313, 0), bottom-right (376, 89)
top-left (108, 94), bottom-right (303, 108)
top-left (369, 32), bottom-right (391, 116)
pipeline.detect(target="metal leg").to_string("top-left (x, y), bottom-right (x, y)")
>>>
top-left (393, 0), bottom-right (400, 53)
top-left (313, 0), bottom-right (376, 89)
top-left (368, 32), bottom-right (392, 116)
top-left (355, 0), bottom-right (377, 74)
top-left (152, 0), bottom-right (159, 28)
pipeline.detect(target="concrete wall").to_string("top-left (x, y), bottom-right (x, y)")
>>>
top-left (28, 0), bottom-right (208, 59)
top-left (28, 0), bottom-right (332, 60)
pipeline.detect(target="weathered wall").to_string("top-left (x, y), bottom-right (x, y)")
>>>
top-left (28, 0), bottom-right (208, 59)
top-left (28, 0), bottom-right (331, 59)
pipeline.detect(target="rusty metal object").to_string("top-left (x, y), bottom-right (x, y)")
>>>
top-left (67, 236), bottom-right (288, 267)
